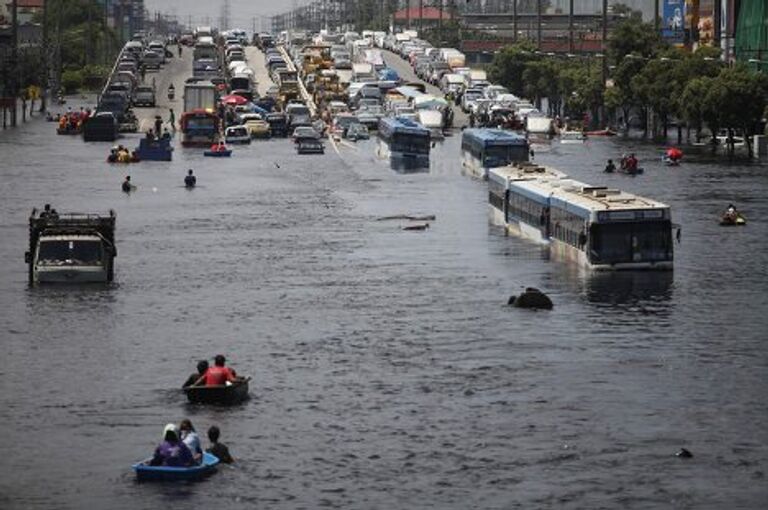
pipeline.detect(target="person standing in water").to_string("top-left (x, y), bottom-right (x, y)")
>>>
top-left (184, 169), bottom-right (197, 188)
top-left (122, 176), bottom-right (134, 193)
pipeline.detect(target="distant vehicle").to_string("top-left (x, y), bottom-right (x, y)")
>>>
top-left (26, 209), bottom-right (117, 284)
top-left (83, 112), bottom-right (118, 142)
top-left (225, 125), bottom-right (251, 144)
top-left (292, 126), bottom-right (321, 141)
top-left (285, 103), bottom-right (312, 129)
top-left (132, 86), bottom-right (156, 107)
top-left (461, 128), bottom-right (529, 180)
top-left (142, 50), bottom-right (163, 70)
top-left (147, 41), bottom-right (166, 63)
top-left (346, 123), bottom-right (369, 141)
top-left (296, 138), bottom-right (325, 154)
top-left (240, 113), bottom-right (271, 138)
top-left (461, 88), bottom-right (484, 113)
top-left (377, 117), bottom-right (431, 171)
top-left (265, 112), bottom-right (288, 137)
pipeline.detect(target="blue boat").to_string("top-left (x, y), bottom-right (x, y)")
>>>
top-left (203, 149), bottom-right (232, 157)
top-left (134, 137), bottom-right (173, 161)
top-left (133, 452), bottom-right (220, 482)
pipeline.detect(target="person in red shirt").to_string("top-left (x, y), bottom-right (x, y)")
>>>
top-left (202, 355), bottom-right (237, 386)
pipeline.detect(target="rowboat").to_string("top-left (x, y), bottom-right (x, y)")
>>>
top-left (184, 377), bottom-right (250, 405)
top-left (203, 149), bottom-right (232, 157)
top-left (720, 214), bottom-right (746, 226)
top-left (133, 452), bottom-right (219, 481)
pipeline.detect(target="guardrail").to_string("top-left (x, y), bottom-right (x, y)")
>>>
top-left (277, 45), bottom-right (317, 118)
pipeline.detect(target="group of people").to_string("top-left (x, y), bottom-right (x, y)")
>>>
top-left (108, 145), bottom-right (139, 163)
top-left (619, 153), bottom-right (640, 174)
top-left (121, 169), bottom-right (197, 193)
top-left (150, 420), bottom-right (234, 467)
top-left (55, 107), bottom-right (92, 132)
top-left (183, 355), bottom-right (238, 388)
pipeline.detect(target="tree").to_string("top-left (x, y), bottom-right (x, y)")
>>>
top-left (606, 55), bottom-right (646, 135)
top-left (631, 59), bottom-right (678, 139)
top-left (487, 41), bottom-right (539, 98)
top-left (679, 76), bottom-right (714, 142)
top-left (607, 20), bottom-right (668, 67)
top-left (522, 59), bottom-right (560, 113)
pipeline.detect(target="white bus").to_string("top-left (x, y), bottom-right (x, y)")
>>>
top-left (488, 164), bottom-right (674, 270)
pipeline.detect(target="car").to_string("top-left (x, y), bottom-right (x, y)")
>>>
top-left (239, 113), bottom-right (271, 138)
top-left (332, 113), bottom-right (359, 137)
top-left (142, 50), bottom-right (163, 70)
top-left (292, 126), bottom-right (321, 142)
top-left (225, 125), bottom-right (251, 144)
top-left (132, 86), bottom-right (155, 107)
top-left (265, 112), bottom-right (289, 137)
top-left (296, 138), bottom-right (324, 154)
top-left (346, 123), bottom-right (369, 141)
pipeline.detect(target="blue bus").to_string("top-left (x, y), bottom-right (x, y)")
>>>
top-left (377, 117), bottom-right (431, 171)
top-left (461, 128), bottom-right (529, 180)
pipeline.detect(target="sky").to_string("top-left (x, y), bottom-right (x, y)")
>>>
top-left (144, 0), bottom-right (284, 32)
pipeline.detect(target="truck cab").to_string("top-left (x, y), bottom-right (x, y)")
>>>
top-left (26, 210), bottom-right (117, 284)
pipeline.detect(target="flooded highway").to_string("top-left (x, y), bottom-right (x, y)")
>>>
top-left (1, 49), bottom-right (768, 509)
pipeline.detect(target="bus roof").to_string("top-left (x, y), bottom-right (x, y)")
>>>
top-left (380, 116), bottom-right (430, 136)
top-left (463, 128), bottom-right (528, 146)
top-left (489, 163), bottom-right (669, 214)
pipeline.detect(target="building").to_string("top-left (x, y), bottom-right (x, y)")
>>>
top-left (392, 6), bottom-right (452, 32)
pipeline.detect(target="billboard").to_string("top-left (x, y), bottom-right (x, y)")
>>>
top-left (662, 0), bottom-right (686, 43)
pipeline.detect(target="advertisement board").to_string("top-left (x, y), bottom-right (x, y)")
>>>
top-left (662, 0), bottom-right (686, 43)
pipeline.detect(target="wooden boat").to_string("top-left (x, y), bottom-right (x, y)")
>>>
top-left (184, 377), bottom-right (250, 404)
top-left (132, 452), bottom-right (220, 482)
top-left (203, 149), bottom-right (232, 157)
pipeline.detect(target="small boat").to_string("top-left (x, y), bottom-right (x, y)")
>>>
top-left (720, 214), bottom-right (746, 226)
top-left (132, 452), bottom-right (220, 482)
top-left (184, 377), bottom-right (250, 405)
top-left (559, 130), bottom-right (586, 143)
top-left (203, 149), bottom-right (232, 157)
top-left (135, 137), bottom-right (173, 161)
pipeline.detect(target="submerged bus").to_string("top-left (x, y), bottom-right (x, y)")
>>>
top-left (461, 128), bottom-right (529, 180)
top-left (488, 163), bottom-right (674, 270)
top-left (377, 117), bottom-right (431, 171)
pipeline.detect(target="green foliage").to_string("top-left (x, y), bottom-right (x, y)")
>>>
top-left (607, 20), bottom-right (668, 67)
top-left (61, 70), bottom-right (84, 93)
top-left (487, 41), bottom-right (539, 97)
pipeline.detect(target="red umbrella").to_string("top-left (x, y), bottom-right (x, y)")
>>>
top-left (666, 147), bottom-right (683, 160)
top-left (221, 94), bottom-right (248, 106)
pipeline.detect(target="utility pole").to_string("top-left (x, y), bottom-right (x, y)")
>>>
top-left (513, 0), bottom-right (517, 42)
top-left (568, 0), bottom-right (574, 53)
top-left (536, 0), bottom-right (542, 50)
top-left (40, 0), bottom-right (48, 112)
top-left (418, 0), bottom-right (423, 34)
top-left (654, 0), bottom-right (660, 32)
top-left (10, 0), bottom-right (18, 126)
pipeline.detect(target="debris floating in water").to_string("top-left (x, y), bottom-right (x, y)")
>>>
top-left (377, 214), bottom-right (436, 222)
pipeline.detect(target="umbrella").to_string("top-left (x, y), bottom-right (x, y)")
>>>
top-left (666, 147), bottom-right (683, 160)
top-left (221, 94), bottom-right (248, 106)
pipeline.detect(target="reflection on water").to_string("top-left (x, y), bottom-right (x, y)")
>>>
top-left (584, 271), bottom-right (674, 308)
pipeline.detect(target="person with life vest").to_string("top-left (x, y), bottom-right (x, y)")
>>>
top-left (199, 355), bottom-right (237, 386)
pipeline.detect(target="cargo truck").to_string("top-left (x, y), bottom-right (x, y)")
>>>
top-left (25, 209), bottom-right (117, 284)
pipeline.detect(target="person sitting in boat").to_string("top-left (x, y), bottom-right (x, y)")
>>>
top-left (725, 204), bottom-right (738, 221)
top-left (201, 355), bottom-right (238, 386)
top-left (184, 169), bottom-right (197, 188)
top-left (179, 419), bottom-right (203, 463)
top-left (161, 128), bottom-right (171, 140)
top-left (146, 129), bottom-right (155, 141)
top-left (206, 426), bottom-right (234, 464)
top-left (149, 424), bottom-right (195, 467)
top-left (604, 159), bottom-right (616, 173)
top-left (183, 360), bottom-right (208, 387)
top-left (58, 115), bottom-right (67, 130)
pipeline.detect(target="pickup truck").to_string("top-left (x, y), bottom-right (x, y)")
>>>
top-left (133, 86), bottom-right (156, 107)
top-left (25, 209), bottom-right (117, 284)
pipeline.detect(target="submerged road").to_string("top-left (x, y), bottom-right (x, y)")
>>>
top-left (1, 45), bottom-right (767, 509)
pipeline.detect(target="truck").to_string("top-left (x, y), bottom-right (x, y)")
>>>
top-left (26, 209), bottom-right (117, 284)
top-left (183, 81), bottom-right (217, 112)
top-left (352, 63), bottom-right (375, 82)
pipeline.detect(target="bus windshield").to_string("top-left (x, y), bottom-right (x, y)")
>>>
top-left (392, 133), bottom-right (430, 155)
top-left (589, 221), bottom-right (672, 264)
top-left (38, 240), bottom-right (103, 266)
top-left (483, 145), bottom-right (529, 167)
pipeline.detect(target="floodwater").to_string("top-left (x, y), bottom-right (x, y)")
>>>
top-left (1, 62), bottom-right (768, 510)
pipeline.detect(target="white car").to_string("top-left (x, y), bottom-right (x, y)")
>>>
top-left (225, 125), bottom-right (251, 144)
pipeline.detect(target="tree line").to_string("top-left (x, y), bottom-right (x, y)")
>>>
top-left (488, 20), bottom-right (768, 153)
